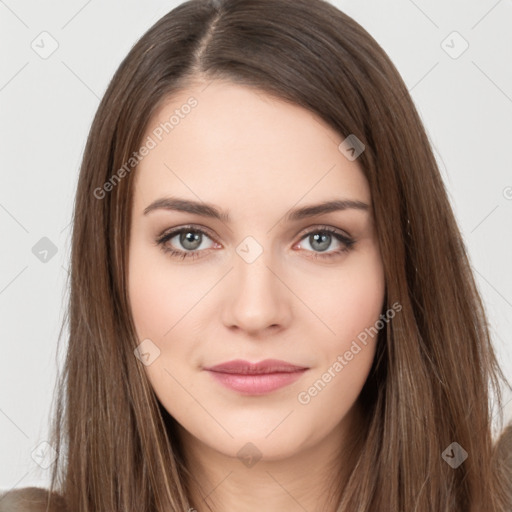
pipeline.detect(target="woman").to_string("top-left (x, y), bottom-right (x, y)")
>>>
top-left (2, 0), bottom-right (511, 510)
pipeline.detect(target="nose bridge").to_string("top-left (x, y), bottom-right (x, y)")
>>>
top-left (222, 233), bottom-right (291, 332)
top-left (235, 233), bottom-right (280, 300)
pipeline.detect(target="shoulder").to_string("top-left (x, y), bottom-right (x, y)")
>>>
top-left (494, 423), bottom-right (512, 510)
top-left (0, 487), bottom-right (67, 512)
top-left (495, 423), bottom-right (512, 471)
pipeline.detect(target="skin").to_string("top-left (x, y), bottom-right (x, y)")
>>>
top-left (128, 80), bottom-right (385, 512)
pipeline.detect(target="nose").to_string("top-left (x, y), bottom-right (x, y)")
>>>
top-left (220, 245), bottom-right (292, 336)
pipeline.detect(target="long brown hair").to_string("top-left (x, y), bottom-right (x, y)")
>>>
top-left (39, 0), bottom-right (512, 510)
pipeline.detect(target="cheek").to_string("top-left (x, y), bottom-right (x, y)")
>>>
top-left (338, 268), bottom-right (385, 343)
top-left (298, 248), bottom-right (386, 346)
top-left (128, 240), bottom-right (207, 340)
top-left (128, 244), bottom-right (202, 413)
top-left (294, 254), bottom-right (385, 424)
top-left (128, 253), bottom-right (166, 340)
top-left (128, 276), bottom-right (174, 341)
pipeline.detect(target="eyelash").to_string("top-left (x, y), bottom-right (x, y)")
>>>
top-left (154, 224), bottom-right (356, 262)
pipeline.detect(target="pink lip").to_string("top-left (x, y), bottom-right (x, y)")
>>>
top-left (203, 359), bottom-right (309, 395)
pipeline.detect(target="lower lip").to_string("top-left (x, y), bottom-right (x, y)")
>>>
top-left (206, 370), bottom-right (307, 395)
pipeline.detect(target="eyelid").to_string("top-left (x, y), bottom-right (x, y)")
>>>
top-left (156, 223), bottom-right (219, 243)
top-left (294, 224), bottom-right (353, 241)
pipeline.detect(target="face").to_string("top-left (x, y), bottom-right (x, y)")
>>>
top-left (128, 80), bottom-right (385, 462)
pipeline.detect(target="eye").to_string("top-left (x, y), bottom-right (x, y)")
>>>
top-left (155, 224), bottom-right (356, 261)
top-left (155, 225), bottom-right (219, 261)
top-left (294, 226), bottom-right (355, 260)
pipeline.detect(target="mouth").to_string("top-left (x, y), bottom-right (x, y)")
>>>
top-left (203, 359), bottom-right (309, 395)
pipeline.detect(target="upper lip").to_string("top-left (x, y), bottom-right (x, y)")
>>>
top-left (204, 359), bottom-right (308, 375)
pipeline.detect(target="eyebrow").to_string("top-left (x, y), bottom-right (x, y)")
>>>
top-left (143, 197), bottom-right (370, 222)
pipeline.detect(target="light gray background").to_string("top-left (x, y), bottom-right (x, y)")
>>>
top-left (1, 0), bottom-right (511, 491)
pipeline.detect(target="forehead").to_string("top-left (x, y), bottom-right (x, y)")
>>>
top-left (132, 80), bottom-right (370, 215)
